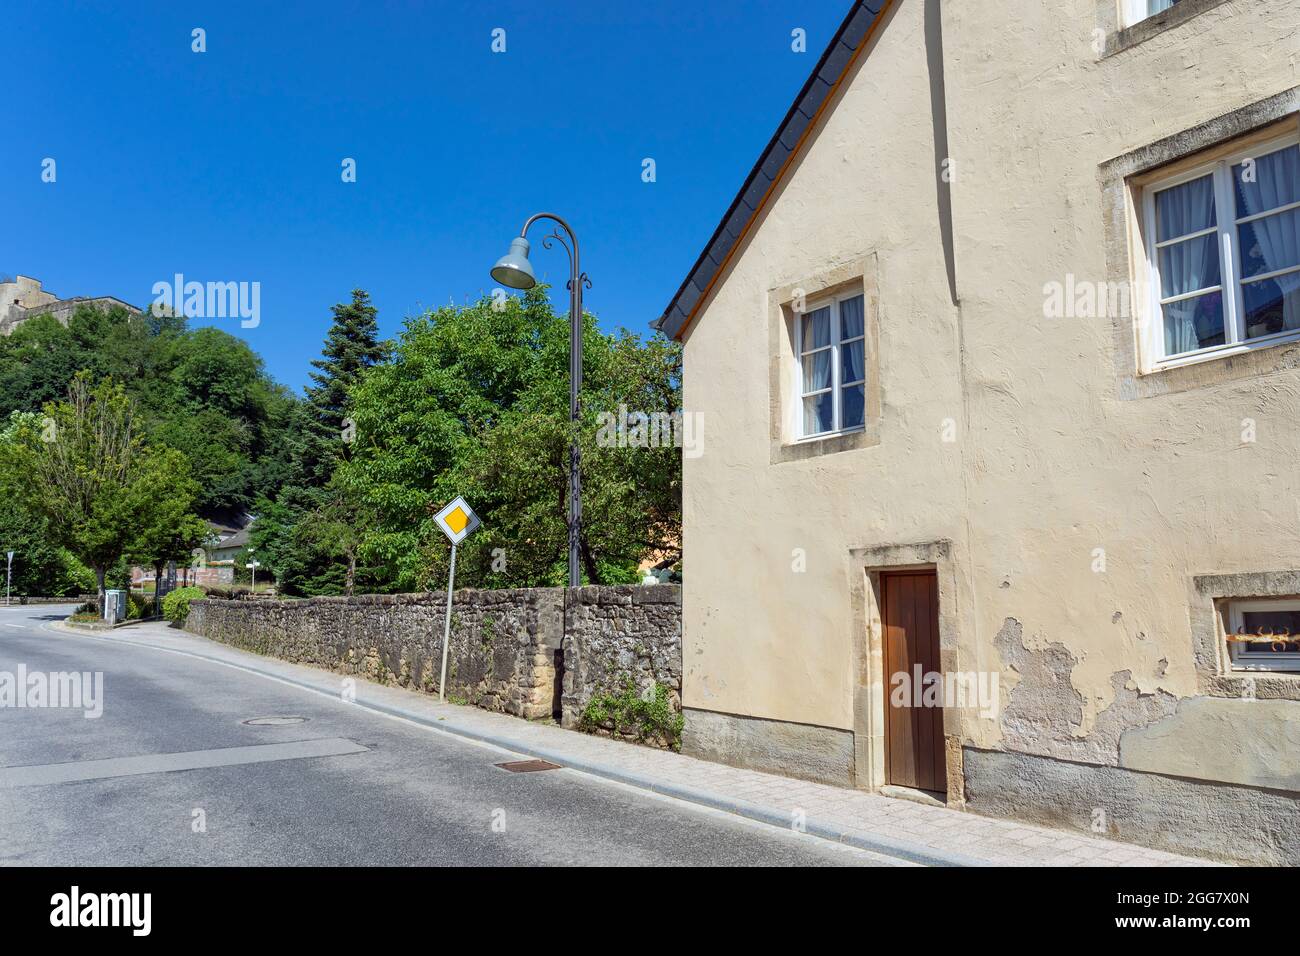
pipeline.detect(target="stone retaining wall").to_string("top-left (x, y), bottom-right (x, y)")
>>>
top-left (185, 586), bottom-right (681, 732)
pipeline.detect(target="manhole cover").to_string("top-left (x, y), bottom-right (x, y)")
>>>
top-left (242, 716), bottom-right (309, 726)
top-left (495, 759), bottom-right (561, 773)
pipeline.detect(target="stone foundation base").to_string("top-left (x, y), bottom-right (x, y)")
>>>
top-left (963, 746), bottom-right (1300, 866)
top-left (682, 708), bottom-right (855, 787)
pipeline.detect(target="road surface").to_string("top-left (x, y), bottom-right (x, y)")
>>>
top-left (0, 604), bottom-right (900, 867)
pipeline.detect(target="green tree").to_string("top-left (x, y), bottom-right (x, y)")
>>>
top-left (127, 448), bottom-right (209, 594)
top-left (294, 479), bottom-right (374, 595)
top-left (0, 303), bottom-right (303, 519)
top-left (337, 287), bottom-right (681, 590)
top-left (1, 374), bottom-right (203, 608)
top-left (302, 289), bottom-right (384, 486)
top-left (0, 413), bottom-right (94, 596)
top-left (255, 290), bottom-right (385, 595)
top-left (0, 314), bottom-right (88, 414)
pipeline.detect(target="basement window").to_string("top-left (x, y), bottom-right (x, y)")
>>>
top-left (1226, 598), bottom-right (1300, 672)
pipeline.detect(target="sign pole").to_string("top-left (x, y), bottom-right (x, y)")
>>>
top-left (438, 542), bottom-right (458, 702)
top-left (431, 495), bottom-right (477, 705)
top-left (5, 551), bottom-right (12, 607)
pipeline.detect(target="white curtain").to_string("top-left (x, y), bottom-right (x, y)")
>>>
top-left (1158, 176), bottom-right (1218, 354)
top-left (1238, 146), bottom-right (1300, 333)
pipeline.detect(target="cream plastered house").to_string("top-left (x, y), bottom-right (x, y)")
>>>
top-left (656, 0), bottom-right (1300, 864)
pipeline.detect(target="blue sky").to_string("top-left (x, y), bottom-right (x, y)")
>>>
top-left (2, 0), bottom-right (849, 392)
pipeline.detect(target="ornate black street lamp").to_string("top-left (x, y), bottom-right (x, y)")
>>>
top-left (491, 213), bottom-right (590, 587)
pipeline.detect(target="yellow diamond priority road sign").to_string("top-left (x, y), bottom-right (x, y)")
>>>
top-left (434, 496), bottom-right (480, 546)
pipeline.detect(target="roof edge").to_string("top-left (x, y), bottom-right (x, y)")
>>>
top-left (655, 0), bottom-right (890, 340)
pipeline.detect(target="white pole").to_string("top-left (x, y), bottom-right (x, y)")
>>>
top-left (5, 556), bottom-right (9, 607)
top-left (438, 542), bottom-right (457, 702)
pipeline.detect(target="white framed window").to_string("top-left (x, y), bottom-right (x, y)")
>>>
top-left (795, 292), bottom-right (866, 439)
top-left (1141, 133), bottom-right (1300, 368)
top-left (1226, 598), bottom-right (1300, 672)
top-left (1120, 0), bottom-right (1181, 28)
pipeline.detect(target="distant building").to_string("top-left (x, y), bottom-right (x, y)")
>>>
top-left (0, 275), bottom-right (139, 336)
top-left (130, 516), bottom-right (255, 590)
top-left (205, 521), bottom-right (253, 568)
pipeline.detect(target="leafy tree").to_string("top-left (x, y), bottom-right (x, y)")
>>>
top-left (1, 374), bottom-right (203, 608)
top-left (337, 287), bottom-right (681, 590)
top-left (0, 412), bottom-right (94, 596)
top-left (293, 479), bottom-right (374, 595)
top-left (127, 449), bottom-right (209, 592)
top-left (0, 303), bottom-right (302, 518)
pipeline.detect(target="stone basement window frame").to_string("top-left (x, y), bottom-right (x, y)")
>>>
top-left (767, 253), bottom-right (882, 464)
top-left (1191, 570), bottom-right (1300, 700)
top-left (1099, 88), bottom-right (1300, 401)
top-left (1097, 0), bottom-right (1234, 58)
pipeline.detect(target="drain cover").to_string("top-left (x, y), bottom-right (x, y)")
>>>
top-left (242, 716), bottom-right (309, 726)
top-left (495, 759), bottom-right (561, 773)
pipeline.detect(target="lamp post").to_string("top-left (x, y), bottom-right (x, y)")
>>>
top-left (490, 213), bottom-right (590, 588)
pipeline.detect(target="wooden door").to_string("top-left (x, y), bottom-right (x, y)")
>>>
top-left (881, 571), bottom-right (946, 794)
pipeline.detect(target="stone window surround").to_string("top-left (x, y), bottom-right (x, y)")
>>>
top-left (1099, 87), bottom-right (1300, 401)
top-left (766, 253), bottom-right (882, 464)
top-left (1097, 0), bottom-right (1234, 59)
top-left (1191, 570), bottom-right (1300, 701)
top-left (846, 539), bottom-right (966, 805)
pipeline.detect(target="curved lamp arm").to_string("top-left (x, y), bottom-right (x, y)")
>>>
top-left (517, 212), bottom-right (590, 290)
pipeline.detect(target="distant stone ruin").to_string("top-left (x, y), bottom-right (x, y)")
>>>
top-left (0, 275), bottom-right (139, 336)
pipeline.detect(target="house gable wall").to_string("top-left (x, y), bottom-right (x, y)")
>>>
top-left (681, 0), bottom-right (1300, 833)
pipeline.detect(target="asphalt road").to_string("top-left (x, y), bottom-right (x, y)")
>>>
top-left (0, 604), bottom-right (899, 867)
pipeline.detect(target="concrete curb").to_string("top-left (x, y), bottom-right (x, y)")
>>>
top-left (45, 619), bottom-right (986, 867)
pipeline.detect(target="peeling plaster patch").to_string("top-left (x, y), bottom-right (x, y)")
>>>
top-left (1085, 670), bottom-right (1179, 765)
top-left (995, 616), bottom-right (1083, 747)
top-left (995, 617), bottom-right (1179, 766)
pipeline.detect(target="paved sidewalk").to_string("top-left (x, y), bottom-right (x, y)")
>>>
top-left (48, 616), bottom-right (1215, 867)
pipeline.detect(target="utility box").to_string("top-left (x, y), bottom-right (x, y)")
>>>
top-left (104, 589), bottom-right (126, 624)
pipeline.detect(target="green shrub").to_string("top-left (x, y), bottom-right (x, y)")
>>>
top-left (161, 586), bottom-right (206, 623)
top-left (579, 677), bottom-right (683, 750)
top-left (126, 592), bottom-right (157, 619)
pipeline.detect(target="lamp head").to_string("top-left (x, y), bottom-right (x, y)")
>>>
top-left (490, 236), bottom-right (537, 290)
